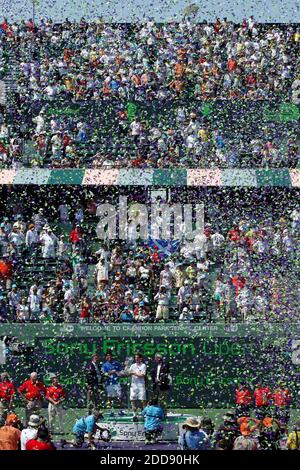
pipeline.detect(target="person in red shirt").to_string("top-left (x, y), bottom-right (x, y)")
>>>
top-left (253, 383), bottom-right (272, 420)
top-left (69, 225), bottom-right (82, 246)
top-left (228, 227), bottom-right (241, 243)
top-left (227, 57), bottom-right (237, 72)
top-left (273, 381), bottom-right (292, 426)
top-left (79, 297), bottom-right (92, 323)
top-left (0, 372), bottom-right (15, 420)
top-left (214, 18), bottom-right (222, 33)
top-left (46, 375), bottom-right (66, 435)
top-left (26, 427), bottom-right (56, 451)
top-left (231, 274), bottom-right (246, 296)
top-left (235, 382), bottom-right (252, 417)
top-left (18, 372), bottom-right (46, 424)
top-left (0, 257), bottom-right (13, 290)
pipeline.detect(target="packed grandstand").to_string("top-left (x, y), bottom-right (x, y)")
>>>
top-left (0, 19), bottom-right (299, 168)
top-left (0, 186), bottom-right (298, 323)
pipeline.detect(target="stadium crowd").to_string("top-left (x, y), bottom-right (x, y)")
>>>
top-left (0, 196), bottom-right (298, 323)
top-left (0, 18), bottom-right (299, 168)
top-left (1, 18), bottom-right (299, 100)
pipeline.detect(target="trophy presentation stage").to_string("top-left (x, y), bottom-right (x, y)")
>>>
top-left (95, 412), bottom-right (198, 442)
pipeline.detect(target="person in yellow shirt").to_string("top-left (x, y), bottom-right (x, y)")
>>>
top-left (65, 75), bottom-right (75, 92)
top-left (287, 421), bottom-right (300, 450)
top-left (174, 264), bottom-right (185, 289)
top-left (185, 263), bottom-right (197, 281)
top-left (294, 32), bottom-right (300, 43)
top-left (198, 128), bottom-right (209, 142)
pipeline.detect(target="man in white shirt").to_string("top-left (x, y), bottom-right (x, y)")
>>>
top-left (32, 209), bottom-right (47, 232)
top-left (25, 224), bottom-right (39, 248)
top-left (128, 354), bottom-right (147, 421)
top-left (20, 414), bottom-right (41, 450)
top-left (58, 204), bottom-right (70, 224)
top-left (130, 119), bottom-right (142, 142)
top-left (159, 264), bottom-right (174, 291)
top-left (25, 223), bottom-right (39, 259)
top-left (290, 208), bottom-right (300, 233)
top-left (236, 287), bottom-right (254, 322)
top-left (179, 306), bottom-right (194, 322)
top-left (27, 287), bottom-right (41, 322)
top-left (154, 286), bottom-right (170, 321)
top-left (8, 226), bottom-right (25, 253)
top-left (40, 227), bottom-right (58, 259)
top-left (177, 280), bottom-right (192, 312)
top-left (211, 231), bottom-right (225, 249)
top-left (95, 258), bottom-right (109, 289)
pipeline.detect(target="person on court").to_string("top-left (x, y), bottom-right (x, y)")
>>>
top-left (128, 353), bottom-right (147, 422)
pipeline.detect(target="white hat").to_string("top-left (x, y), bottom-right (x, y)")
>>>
top-left (28, 414), bottom-right (42, 427)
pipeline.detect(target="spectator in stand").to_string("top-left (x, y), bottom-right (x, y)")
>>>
top-left (70, 225), bottom-right (83, 249)
top-left (154, 286), bottom-right (170, 322)
top-left (0, 255), bottom-right (13, 291)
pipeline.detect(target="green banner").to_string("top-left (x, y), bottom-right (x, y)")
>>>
top-left (1, 331), bottom-right (299, 409)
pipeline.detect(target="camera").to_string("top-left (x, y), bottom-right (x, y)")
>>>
top-left (1, 336), bottom-right (34, 356)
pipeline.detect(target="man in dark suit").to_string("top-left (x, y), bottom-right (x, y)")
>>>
top-left (151, 354), bottom-right (170, 412)
top-left (85, 354), bottom-right (104, 413)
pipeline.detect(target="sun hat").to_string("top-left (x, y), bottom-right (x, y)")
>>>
top-left (182, 417), bottom-right (200, 429)
top-left (28, 415), bottom-right (42, 427)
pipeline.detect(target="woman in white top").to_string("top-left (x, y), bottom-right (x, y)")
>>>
top-left (17, 299), bottom-right (30, 322)
top-left (95, 258), bottom-right (109, 289)
top-left (213, 274), bottom-right (228, 319)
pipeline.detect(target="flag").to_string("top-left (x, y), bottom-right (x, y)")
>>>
top-left (147, 238), bottom-right (180, 258)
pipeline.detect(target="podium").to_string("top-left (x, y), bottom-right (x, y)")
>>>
top-left (95, 412), bottom-right (201, 441)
